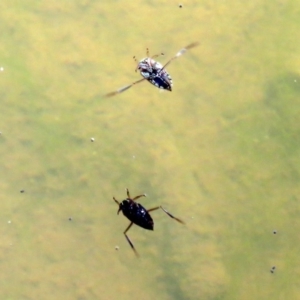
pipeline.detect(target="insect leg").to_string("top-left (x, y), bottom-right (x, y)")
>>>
top-left (160, 206), bottom-right (185, 224)
top-left (126, 188), bottom-right (131, 198)
top-left (132, 193), bottom-right (146, 201)
top-left (113, 197), bottom-right (123, 215)
top-left (159, 42), bottom-right (199, 73)
top-left (147, 206), bottom-right (185, 224)
top-left (124, 222), bottom-right (139, 256)
top-left (113, 197), bottom-right (120, 205)
top-left (126, 188), bottom-right (146, 201)
top-left (104, 77), bottom-right (146, 98)
top-left (147, 206), bottom-right (160, 212)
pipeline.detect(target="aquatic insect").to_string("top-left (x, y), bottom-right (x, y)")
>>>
top-left (105, 42), bottom-right (199, 97)
top-left (113, 188), bottom-right (184, 256)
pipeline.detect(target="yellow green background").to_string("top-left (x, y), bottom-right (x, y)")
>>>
top-left (0, 0), bottom-right (299, 299)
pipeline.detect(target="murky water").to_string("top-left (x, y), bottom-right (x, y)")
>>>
top-left (0, 1), bottom-right (299, 299)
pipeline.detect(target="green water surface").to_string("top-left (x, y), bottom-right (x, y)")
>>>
top-left (0, 1), bottom-right (300, 299)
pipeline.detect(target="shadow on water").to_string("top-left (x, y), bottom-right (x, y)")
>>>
top-left (264, 72), bottom-right (300, 112)
top-left (263, 72), bottom-right (300, 157)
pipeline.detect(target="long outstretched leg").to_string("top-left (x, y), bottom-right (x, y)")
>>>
top-left (104, 77), bottom-right (146, 98)
top-left (124, 222), bottom-right (139, 256)
top-left (159, 42), bottom-right (199, 73)
top-left (147, 206), bottom-right (185, 224)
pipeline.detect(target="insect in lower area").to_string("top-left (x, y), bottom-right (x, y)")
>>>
top-left (113, 188), bottom-right (184, 256)
top-left (105, 42), bottom-right (199, 97)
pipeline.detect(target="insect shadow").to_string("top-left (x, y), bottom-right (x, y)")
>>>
top-left (113, 188), bottom-right (185, 256)
top-left (105, 42), bottom-right (199, 97)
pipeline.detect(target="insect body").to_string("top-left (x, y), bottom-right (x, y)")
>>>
top-left (113, 188), bottom-right (184, 256)
top-left (117, 196), bottom-right (154, 230)
top-left (135, 57), bottom-right (173, 91)
top-left (105, 42), bottom-right (199, 97)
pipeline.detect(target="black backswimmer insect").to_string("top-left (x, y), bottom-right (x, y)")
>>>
top-left (113, 188), bottom-right (184, 256)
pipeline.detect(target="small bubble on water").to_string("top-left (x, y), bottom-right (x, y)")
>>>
top-left (90, 137), bottom-right (95, 142)
top-left (115, 246), bottom-right (119, 251)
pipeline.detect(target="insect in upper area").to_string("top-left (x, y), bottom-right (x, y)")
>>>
top-left (105, 42), bottom-right (199, 97)
top-left (113, 188), bottom-right (185, 256)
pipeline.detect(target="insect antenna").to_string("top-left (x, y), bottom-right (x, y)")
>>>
top-left (146, 47), bottom-right (164, 59)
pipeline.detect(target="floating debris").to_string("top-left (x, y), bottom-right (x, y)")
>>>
top-left (91, 137), bottom-right (95, 142)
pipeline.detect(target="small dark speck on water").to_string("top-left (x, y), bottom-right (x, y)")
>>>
top-left (270, 269), bottom-right (274, 273)
top-left (68, 217), bottom-right (72, 221)
top-left (179, 4), bottom-right (183, 8)
top-left (273, 230), bottom-right (277, 234)
top-left (20, 189), bottom-right (25, 193)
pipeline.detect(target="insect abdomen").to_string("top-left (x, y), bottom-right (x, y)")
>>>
top-left (123, 202), bottom-right (154, 230)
